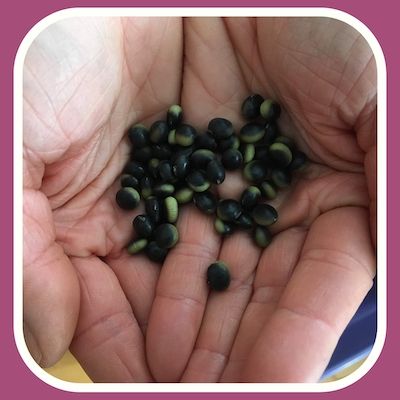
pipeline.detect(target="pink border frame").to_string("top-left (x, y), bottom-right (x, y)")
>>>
top-left (2, 1), bottom-right (395, 398)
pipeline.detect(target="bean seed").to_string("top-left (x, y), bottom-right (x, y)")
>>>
top-left (154, 223), bottom-right (179, 249)
top-left (152, 144), bottom-right (172, 159)
top-left (190, 149), bottom-right (215, 169)
top-left (194, 132), bottom-right (218, 151)
top-left (221, 148), bottom-right (243, 170)
top-left (132, 146), bottom-right (152, 163)
top-left (251, 204), bottom-right (278, 226)
top-left (269, 142), bottom-right (293, 168)
top-left (168, 129), bottom-right (176, 145)
top-left (259, 181), bottom-right (277, 200)
top-left (124, 161), bottom-right (145, 179)
top-left (164, 196), bottom-right (179, 223)
top-left (127, 238), bottom-right (148, 254)
top-left (153, 183), bottom-right (175, 198)
top-left (241, 94), bottom-right (264, 120)
top-left (206, 159), bottom-right (225, 185)
top-left (145, 196), bottom-right (162, 224)
top-left (239, 123), bottom-right (265, 143)
top-left (271, 168), bottom-right (291, 188)
top-left (214, 218), bottom-right (234, 236)
top-left (217, 199), bottom-right (242, 222)
top-left (146, 241), bottom-right (168, 263)
top-left (140, 176), bottom-right (153, 199)
top-left (158, 160), bottom-right (175, 182)
top-left (240, 143), bottom-right (255, 163)
top-left (243, 160), bottom-right (267, 182)
top-left (193, 191), bottom-right (218, 214)
top-left (133, 214), bottom-right (154, 238)
top-left (116, 187), bottom-right (141, 210)
top-left (260, 99), bottom-right (281, 121)
top-left (253, 226), bottom-right (272, 248)
top-left (235, 212), bottom-right (254, 229)
top-left (208, 118), bottom-right (234, 140)
top-left (120, 174), bottom-right (139, 189)
top-left (218, 135), bottom-right (240, 152)
top-left (175, 187), bottom-right (194, 204)
top-left (240, 186), bottom-right (261, 211)
top-left (167, 104), bottom-right (183, 129)
top-left (150, 120), bottom-right (169, 144)
top-left (186, 170), bottom-right (210, 192)
top-left (289, 150), bottom-right (307, 171)
top-left (207, 261), bottom-right (231, 291)
top-left (175, 124), bottom-right (197, 147)
top-left (128, 124), bottom-right (148, 148)
top-left (173, 154), bottom-right (190, 180)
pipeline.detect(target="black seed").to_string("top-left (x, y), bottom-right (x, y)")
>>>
top-left (241, 94), bottom-right (264, 120)
top-left (116, 187), bottom-right (140, 210)
top-left (163, 196), bottom-right (179, 223)
top-left (148, 158), bottom-right (160, 179)
top-left (208, 118), bottom-right (234, 140)
top-left (124, 161), bottom-right (145, 179)
top-left (235, 212), bottom-right (254, 229)
top-left (259, 181), bottom-right (277, 200)
top-left (146, 241), bottom-right (168, 263)
top-left (214, 218), bottom-right (234, 236)
top-left (207, 261), bottom-right (231, 291)
top-left (131, 146), bottom-right (152, 163)
top-left (217, 199), bottom-right (242, 222)
top-left (190, 149), bottom-right (215, 169)
top-left (168, 129), bottom-right (176, 145)
top-left (221, 149), bottom-right (243, 170)
top-left (173, 145), bottom-right (195, 160)
top-left (253, 226), bottom-right (272, 248)
top-left (175, 124), bottom-right (197, 147)
top-left (167, 104), bottom-right (183, 129)
top-left (140, 176), bottom-right (153, 199)
top-left (193, 191), bottom-right (218, 214)
top-left (194, 132), bottom-right (218, 151)
top-left (260, 99), bottom-right (281, 122)
top-left (154, 223), bottom-right (179, 249)
top-left (127, 238), bottom-right (148, 254)
top-left (289, 150), bottom-right (308, 171)
top-left (153, 183), bottom-right (175, 198)
top-left (243, 160), bottom-right (267, 182)
top-left (175, 187), bottom-right (194, 204)
top-left (269, 142), bottom-right (293, 168)
top-left (239, 123), bottom-right (265, 143)
top-left (206, 159), bottom-right (225, 185)
top-left (218, 135), bottom-right (240, 152)
top-left (251, 204), bottom-right (278, 226)
top-left (274, 135), bottom-right (296, 151)
top-left (240, 186), bottom-right (262, 211)
top-left (120, 174), bottom-right (139, 189)
top-left (254, 146), bottom-right (270, 162)
top-left (149, 120), bottom-right (169, 144)
top-left (145, 196), bottom-right (162, 224)
top-left (128, 124), bottom-right (149, 148)
top-left (264, 122), bottom-right (280, 143)
top-left (133, 214), bottom-right (155, 238)
top-left (240, 143), bottom-right (256, 164)
top-left (173, 154), bottom-right (190, 180)
top-left (271, 168), bottom-right (292, 188)
top-left (186, 170), bottom-right (210, 192)
top-left (158, 160), bottom-right (174, 182)
top-left (152, 144), bottom-right (172, 160)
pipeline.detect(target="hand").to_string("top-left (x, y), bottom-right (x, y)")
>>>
top-left (23, 16), bottom-right (376, 383)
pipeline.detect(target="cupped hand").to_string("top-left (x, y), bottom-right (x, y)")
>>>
top-left (23, 16), bottom-right (376, 383)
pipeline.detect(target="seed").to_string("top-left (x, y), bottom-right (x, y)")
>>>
top-left (221, 148), bottom-right (243, 170)
top-left (124, 161), bottom-right (145, 179)
top-left (253, 226), bottom-right (272, 248)
top-left (154, 223), bottom-right (179, 249)
top-left (254, 146), bottom-right (269, 162)
top-left (148, 158), bottom-right (160, 179)
top-left (145, 196), bottom-right (162, 224)
top-left (269, 142), bottom-right (293, 168)
top-left (173, 145), bottom-right (195, 160)
top-left (149, 120), bottom-right (169, 144)
top-left (167, 104), bottom-right (183, 129)
top-left (264, 122), bottom-right (280, 143)
top-left (158, 160), bottom-right (174, 182)
top-left (240, 186), bottom-right (261, 211)
top-left (289, 150), bottom-right (307, 171)
top-left (172, 154), bottom-right (190, 180)
top-left (207, 261), bottom-right (231, 291)
top-left (260, 99), bottom-right (281, 121)
top-left (116, 187), bottom-right (141, 210)
top-left (194, 132), bottom-right (218, 151)
top-left (175, 124), bottom-right (197, 147)
top-left (271, 168), bottom-right (291, 188)
top-left (120, 174), bottom-right (139, 189)
top-left (218, 135), bottom-right (240, 152)
top-left (186, 170), bottom-right (210, 192)
top-left (239, 123), bottom-right (265, 143)
top-left (217, 199), bottom-right (242, 222)
top-left (168, 129), bottom-right (176, 145)
top-left (241, 94), bottom-right (264, 120)
top-left (152, 144), bottom-right (172, 160)
top-left (128, 124), bottom-right (149, 148)
top-left (193, 191), bottom-right (217, 214)
top-left (153, 183), bottom-right (175, 198)
top-left (206, 159), bottom-right (225, 185)
top-left (127, 238), bottom-right (148, 254)
top-left (164, 196), bottom-right (179, 223)
top-left (243, 160), bottom-right (267, 182)
top-left (208, 118), bottom-right (234, 140)
top-left (146, 241), bottom-right (168, 263)
top-left (235, 212), bottom-right (254, 229)
top-left (251, 204), bottom-right (278, 226)
top-left (175, 187), bottom-right (194, 204)
top-left (259, 181), bottom-right (277, 200)
top-left (274, 135), bottom-right (295, 151)
top-left (214, 218), bottom-right (234, 236)
top-left (190, 149), bottom-right (215, 169)
top-left (133, 214), bottom-right (154, 238)
top-left (240, 143), bottom-right (256, 163)
top-left (131, 146), bottom-right (152, 163)
top-left (140, 176), bottom-right (153, 199)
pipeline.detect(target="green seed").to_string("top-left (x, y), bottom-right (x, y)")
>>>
top-left (208, 118), bottom-right (234, 140)
top-left (207, 261), bottom-right (231, 291)
top-left (120, 174), bottom-right (139, 189)
top-left (168, 129), bottom-right (176, 145)
top-left (251, 204), bottom-right (278, 226)
top-left (150, 120), bottom-right (169, 144)
top-left (206, 159), bottom-right (225, 185)
top-left (186, 171), bottom-right (210, 192)
top-left (133, 214), bottom-right (154, 238)
top-left (153, 183), bottom-right (175, 198)
top-left (240, 186), bottom-right (261, 211)
top-left (190, 149), bottom-right (215, 169)
top-left (271, 168), bottom-right (291, 188)
top-left (217, 199), bottom-right (242, 222)
top-left (243, 160), bottom-right (267, 182)
top-left (167, 104), bottom-right (183, 129)
top-left (164, 196), bottom-right (179, 223)
top-left (241, 144), bottom-right (256, 163)
top-left (274, 135), bottom-right (295, 151)
top-left (253, 226), bottom-right (272, 248)
top-left (146, 241), bottom-right (168, 263)
top-left (259, 181), bottom-right (277, 200)
top-left (260, 99), bottom-right (281, 121)
top-left (175, 187), bottom-right (194, 204)
top-left (128, 124), bottom-right (149, 148)
top-left (239, 123), bottom-right (265, 143)
top-left (175, 124), bottom-right (197, 147)
top-left (127, 238), bottom-right (148, 254)
top-left (116, 187), bottom-right (141, 210)
top-left (241, 94), bottom-right (264, 120)
top-left (193, 191), bottom-right (218, 214)
top-left (154, 223), bottom-right (179, 249)
top-left (214, 218), bottom-right (234, 236)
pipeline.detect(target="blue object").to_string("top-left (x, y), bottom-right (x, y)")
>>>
top-left (322, 279), bottom-right (377, 379)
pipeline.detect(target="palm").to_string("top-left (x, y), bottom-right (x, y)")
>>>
top-left (23, 17), bottom-right (376, 383)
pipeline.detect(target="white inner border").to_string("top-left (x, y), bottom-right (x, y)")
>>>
top-left (13, 7), bottom-right (387, 393)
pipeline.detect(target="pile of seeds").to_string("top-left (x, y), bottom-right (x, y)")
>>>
top-left (116, 95), bottom-right (306, 287)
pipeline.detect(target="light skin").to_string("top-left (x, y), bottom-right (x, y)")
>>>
top-left (23, 17), bottom-right (376, 383)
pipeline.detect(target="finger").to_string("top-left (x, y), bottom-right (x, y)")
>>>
top-left (146, 207), bottom-right (220, 382)
top-left (23, 189), bottom-right (80, 367)
top-left (70, 256), bottom-right (152, 382)
top-left (181, 232), bottom-right (260, 382)
top-left (241, 206), bottom-right (375, 382)
top-left (221, 227), bottom-right (307, 382)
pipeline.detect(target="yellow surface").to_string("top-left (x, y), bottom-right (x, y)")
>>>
top-left (45, 350), bottom-right (364, 383)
